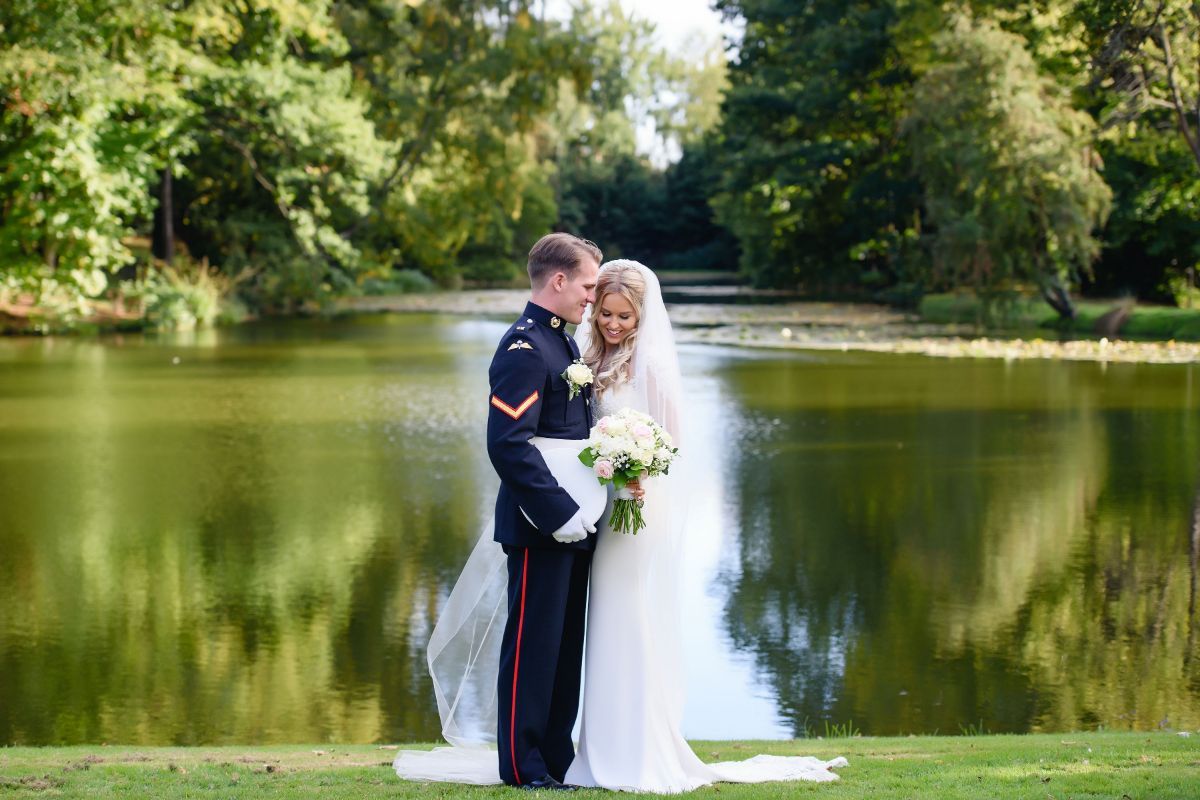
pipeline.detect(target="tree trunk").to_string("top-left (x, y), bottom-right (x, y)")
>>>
top-left (1040, 277), bottom-right (1076, 320)
top-left (154, 160), bottom-right (175, 266)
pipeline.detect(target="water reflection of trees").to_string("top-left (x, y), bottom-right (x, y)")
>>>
top-left (0, 320), bottom-right (496, 745)
top-left (718, 355), bottom-right (1200, 735)
top-left (4, 334), bottom-right (1196, 744)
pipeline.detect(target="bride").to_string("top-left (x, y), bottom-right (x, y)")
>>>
top-left (393, 260), bottom-right (846, 792)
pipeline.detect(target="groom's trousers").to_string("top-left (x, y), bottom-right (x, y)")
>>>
top-left (497, 545), bottom-right (592, 786)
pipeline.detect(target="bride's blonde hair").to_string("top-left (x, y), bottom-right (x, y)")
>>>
top-left (583, 263), bottom-right (646, 397)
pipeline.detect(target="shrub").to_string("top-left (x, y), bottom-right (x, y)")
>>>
top-left (359, 269), bottom-right (436, 295)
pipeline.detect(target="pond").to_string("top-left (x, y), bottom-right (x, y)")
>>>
top-left (1, 313), bottom-right (1197, 745)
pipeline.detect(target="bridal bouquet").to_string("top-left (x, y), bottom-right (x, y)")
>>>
top-left (577, 408), bottom-right (678, 534)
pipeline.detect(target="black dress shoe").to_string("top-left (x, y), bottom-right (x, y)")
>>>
top-left (519, 775), bottom-right (579, 791)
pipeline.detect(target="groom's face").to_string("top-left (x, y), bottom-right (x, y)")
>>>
top-left (560, 256), bottom-right (599, 325)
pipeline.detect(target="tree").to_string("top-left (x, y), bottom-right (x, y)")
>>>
top-left (652, 35), bottom-right (730, 159)
top-left (1, 0), bottom-right (583, 318)
top-left (0, 0), bottom-right (180, 316)
top-left (1081, 0), bottom-right (1200, 300)
top-left (1088, 122), bottom-right (1200, 300)
top-left (906, 11), bottom-right (1111, 318)
top-left (712, 0), bottom-right (924, 294)
top-left (0, 0), bottom-right (396, 317)
top-left (168, 0), bottom-right (395, 310)
top-left (334, 0), bottom-right (579, 286)
top-left (181, 55), bottom-right (395, 308)
top-left (551, 4), bottom-right (736, 271)
top-left (550, 0), bottom-right (660, 229)
top-left (1089, 0), bottom-right (1200, 171)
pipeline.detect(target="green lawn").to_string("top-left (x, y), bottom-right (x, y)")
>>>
top-left (1, 733), bottom-right (1197, 799)
top-left (918, 292), bottom-right (1200, 340)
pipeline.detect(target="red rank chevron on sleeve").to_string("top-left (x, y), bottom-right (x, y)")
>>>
top-left (491, 390), bottom-right (539, 420)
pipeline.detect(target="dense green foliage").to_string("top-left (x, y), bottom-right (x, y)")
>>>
top-left (714, 0), bottom-right (1200, 314)
top-left (0, 1), bottom-right (594, 327)
top-left (907, 11), bottom-right (1110, 317)
top-left (713, 0), bottom-right (923, 297)
top-left (3, 0), bottom-right (1200, 328)
top-left (551, 6), bottom-right (737, 271)
top-left (1, 0), bottom-right (398, 322)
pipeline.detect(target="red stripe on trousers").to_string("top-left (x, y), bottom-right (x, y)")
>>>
top-left (509, 548), bottom-right (529, 785)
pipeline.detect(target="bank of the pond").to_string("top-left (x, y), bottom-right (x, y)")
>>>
top-left (919, 292), bottom-right (1200, 341)
top-left (1, 733), bottom-right (1196, 798)
top-left (338, 292), bottom-right (1200, 364)
top-left (9, 287), bottom-right (1200, 363)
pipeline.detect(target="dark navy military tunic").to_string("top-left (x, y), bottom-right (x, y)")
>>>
top-left (486, 301), bottom-right (595, 552)
top-left (488, 301), bottom-right (596, 786)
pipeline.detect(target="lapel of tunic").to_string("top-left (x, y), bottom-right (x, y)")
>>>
top-left (565, 335), bottom-right (594, 430)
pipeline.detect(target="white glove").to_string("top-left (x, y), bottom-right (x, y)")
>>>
top-left (551, 509), bottom-right (596, 543)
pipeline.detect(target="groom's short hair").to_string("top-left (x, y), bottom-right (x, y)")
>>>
top-left (528, 233), bottom-right (602, 288)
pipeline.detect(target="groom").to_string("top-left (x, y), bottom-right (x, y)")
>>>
top-left (488, 232), bottom-right (602, 790)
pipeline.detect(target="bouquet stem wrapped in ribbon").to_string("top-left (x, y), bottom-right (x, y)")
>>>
top-left (578, 407), bottom-right (678, 534)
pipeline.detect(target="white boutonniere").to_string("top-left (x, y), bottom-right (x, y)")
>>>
top-left (561, 359), bottom-right (594, 401)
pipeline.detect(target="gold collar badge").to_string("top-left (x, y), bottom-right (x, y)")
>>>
top-left (550, 316), bottom-right (562, 329)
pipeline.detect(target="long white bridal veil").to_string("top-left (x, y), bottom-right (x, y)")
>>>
top-left (392, 520), bottom-right (508, 783)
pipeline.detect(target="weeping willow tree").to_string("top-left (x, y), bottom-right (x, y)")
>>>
top-left (906, 10), bottom-right (1111, 320)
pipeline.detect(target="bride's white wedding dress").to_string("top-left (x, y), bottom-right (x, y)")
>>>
top-left (563, 382), bottom-right (845, 793)
top-left (393, 260), bottom-right (846, 792)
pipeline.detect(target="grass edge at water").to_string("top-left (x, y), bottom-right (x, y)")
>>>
top-left (918, 292), bottom-right (1200, 340)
